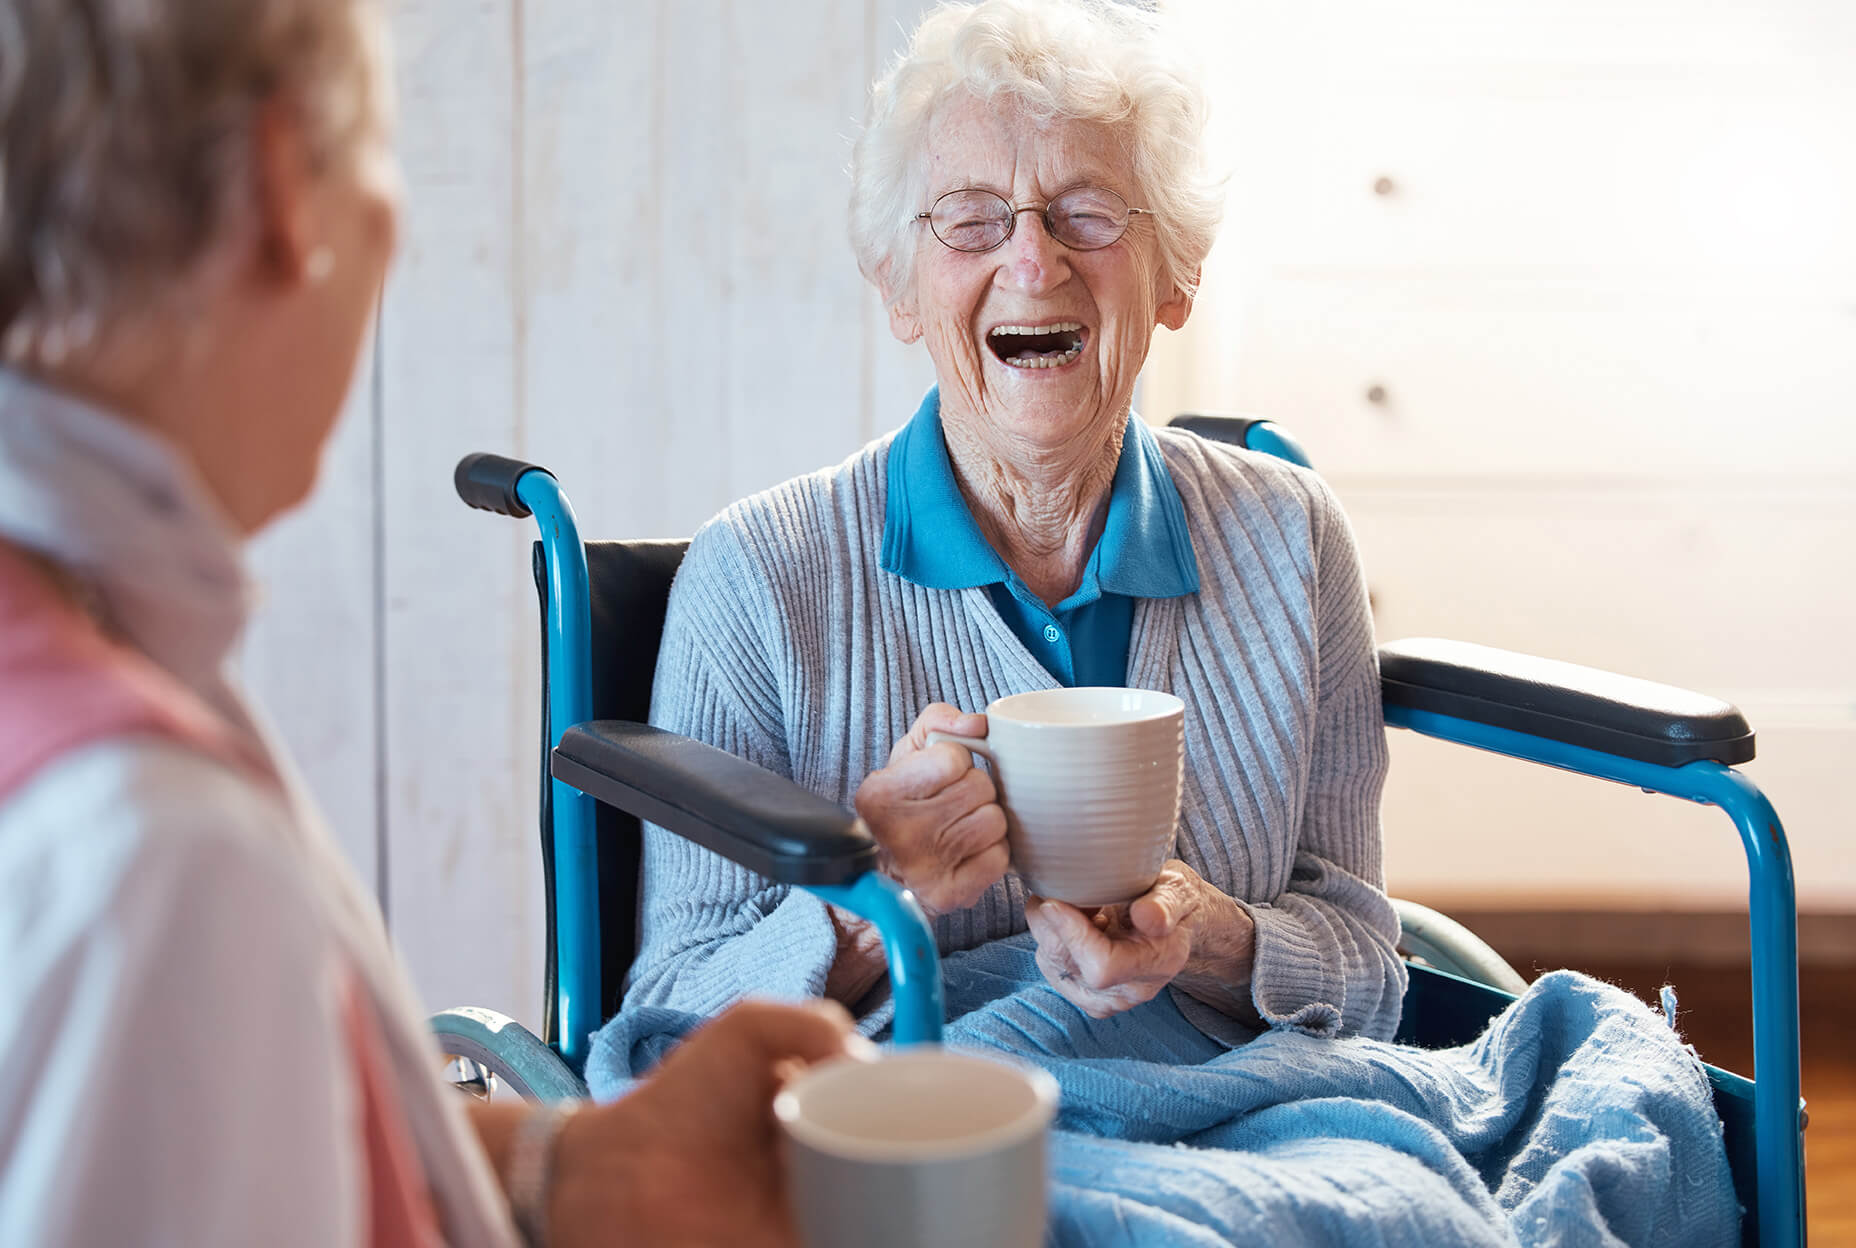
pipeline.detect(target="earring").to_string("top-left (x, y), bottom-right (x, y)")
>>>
top-left (37, 323), bottom-right (68, 366)
top-left (2, 321), bottom-right (33, 364)
top-left (305, 246), bottom-right (336, 285)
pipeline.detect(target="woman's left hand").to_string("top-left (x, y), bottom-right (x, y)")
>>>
top-left (1024, 862), bottom-right (1202, 1019)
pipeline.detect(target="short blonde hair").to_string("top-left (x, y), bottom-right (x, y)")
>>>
top-left (850, 0), bottom-right (1223, 307)
top-left (0, 0), bottom-right (387, 361)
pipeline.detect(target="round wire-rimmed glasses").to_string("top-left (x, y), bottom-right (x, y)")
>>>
top-left (914, 186), bottom-right (1153, 253)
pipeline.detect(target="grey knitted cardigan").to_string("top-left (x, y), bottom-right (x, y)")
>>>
top-left (624, 424), bottom-right (1407, 1041)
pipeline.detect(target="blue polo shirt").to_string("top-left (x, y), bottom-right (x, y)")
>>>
top-left (880, 388), bottom-right (1199, 687)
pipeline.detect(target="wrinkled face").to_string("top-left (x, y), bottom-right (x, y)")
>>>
top-left (888, 95), bottom-right (1190, 457)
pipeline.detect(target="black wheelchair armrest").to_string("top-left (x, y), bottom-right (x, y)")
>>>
top-left (551, 721), bottom-right (879, 884)
top-left (1378, 638), bottom-right (1755, 767)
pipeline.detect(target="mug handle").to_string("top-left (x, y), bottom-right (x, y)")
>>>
top-left (925, 731), bottom-right (995, 769)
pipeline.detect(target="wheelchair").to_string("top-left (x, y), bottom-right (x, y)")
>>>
top-left (432, 415), bottom-right (1807, 1246)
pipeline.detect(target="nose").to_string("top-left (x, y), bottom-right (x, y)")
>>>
top-left (994, 208), bottom-right (1071, 296)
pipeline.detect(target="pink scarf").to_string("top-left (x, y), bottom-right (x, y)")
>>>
top-left (0, 541), bottom-right (271, 797)
top-left (0, 543), bottom-right (445, 1247)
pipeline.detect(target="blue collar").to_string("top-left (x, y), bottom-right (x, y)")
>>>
top-left (880, 388), bottom-right (1198, 599)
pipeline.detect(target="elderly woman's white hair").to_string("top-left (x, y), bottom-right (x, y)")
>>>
top-left (0, 0), bottom-right (387, 364)
top-left (850, 0), bottom-right (1223, 309)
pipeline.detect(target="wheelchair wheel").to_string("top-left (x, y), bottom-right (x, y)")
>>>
top-left (1391, 899), bottom-right (1530, 997)
top-left (430, 1006), bottom-right (587, 1104)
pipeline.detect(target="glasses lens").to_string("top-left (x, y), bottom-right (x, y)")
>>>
top-left (929, 190), bottom-right (1012, 252)
top-left (1047, 187), bottom-right (1131, 250)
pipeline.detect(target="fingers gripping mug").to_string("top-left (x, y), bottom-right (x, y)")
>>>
top-left (929, 687), bottom-right (1186, 907)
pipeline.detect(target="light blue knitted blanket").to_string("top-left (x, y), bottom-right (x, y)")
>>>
top-left (586, 936), bottom-right (1738, 1246)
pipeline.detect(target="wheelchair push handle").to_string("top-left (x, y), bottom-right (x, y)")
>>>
top-left (1169, 412), bottom-right (1314, 469)
top-left (455, 452), bottom-right (551, 518)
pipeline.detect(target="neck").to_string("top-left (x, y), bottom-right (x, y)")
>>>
top-left (0, 539), bottom-right (81, 606)
top-left (27, 342), bottom-right (267, 537)
top-left (941, 407), bottom-right (1125, 608)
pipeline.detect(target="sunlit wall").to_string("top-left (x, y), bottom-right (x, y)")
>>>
top-left (1148, 0), bottom-right (1856, 910)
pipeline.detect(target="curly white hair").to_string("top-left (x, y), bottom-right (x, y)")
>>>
top-left (849, 0), bottom-right (1224, 309)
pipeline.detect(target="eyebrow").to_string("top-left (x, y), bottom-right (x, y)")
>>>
top-left (934, 175), bottom-right (1125, 201)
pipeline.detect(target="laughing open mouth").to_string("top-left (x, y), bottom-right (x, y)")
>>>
top-left (986, 322), bottom-right (1086, 369)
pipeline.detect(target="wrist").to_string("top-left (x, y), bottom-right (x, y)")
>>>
top-left (504, 1101), bottom-right (583, 1247)
top-left (1172, 886), bottom-right (1260, 1018)
top-left (1187, 891), bottom-right (1254, 972)
top-left (824, 905), bottom-right (891, 1005)
top-left (873, 849), bottom-right (928, 917)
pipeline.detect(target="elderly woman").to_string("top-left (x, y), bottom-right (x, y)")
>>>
top-left (625, 0), bottom-right (1404, 1045)
top-left (0, 1), bottom-right (857, 1244)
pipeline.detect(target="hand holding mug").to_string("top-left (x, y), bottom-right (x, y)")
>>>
top-left (549, 1000), bottom-right (861, 1248)
top-left (1024, 863), bottom-right (1199, 1019)
top-left (852, 703), bottom-right (1010, 917)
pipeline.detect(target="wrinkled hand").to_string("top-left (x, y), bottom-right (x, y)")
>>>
top-left (853, 703), bottom-right (1009, 918)
top-left (1025, 863), bottom-right (1202, 1019)
top-left (550, 999), bottom-right (865, 1248)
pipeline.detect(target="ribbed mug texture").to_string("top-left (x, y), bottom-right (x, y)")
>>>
top-left (979, 688), bottom-right (1184, 907)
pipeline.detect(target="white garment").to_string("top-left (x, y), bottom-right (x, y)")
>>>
top-left (0, 372), bottom-right (516, 1246)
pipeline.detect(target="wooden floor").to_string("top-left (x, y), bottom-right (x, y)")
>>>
top-left (1547, 960), bottom-right (1854, 1244)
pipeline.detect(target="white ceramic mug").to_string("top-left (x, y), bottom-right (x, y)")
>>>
top-left (774, 1048), bottom-right (1060, 1248)
top-left (929, 686), bottom-right (1186, 907)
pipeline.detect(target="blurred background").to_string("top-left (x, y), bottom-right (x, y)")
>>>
top-left (1147, 0), bottom-right (1855, 935)
top-left (242, 0), bottom-right (1852, 1226)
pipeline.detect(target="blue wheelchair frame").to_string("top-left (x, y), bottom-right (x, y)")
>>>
top-left (447, 423), bottom-right (1805, 1246)
top-left (516, 466), bottom-right (948, 1053)
top-left (1385, 707), bottom-right (1803, 1243)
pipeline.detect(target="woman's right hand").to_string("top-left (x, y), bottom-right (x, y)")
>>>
top-left (852, 703), bottom-right (1009, 917)
top-left (549, 1000), bottom-right (864, 1248)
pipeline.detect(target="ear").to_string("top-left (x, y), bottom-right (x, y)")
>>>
top-left (872, 256), bottom-right (924, 341)
top-left (887, 296), bottom-right (924, 345)
top-left (1155, 268), bottom-right (1198, 332)
top-left (877, 263), bottom-right (924, 344)
top-left (249, 96), bottom-right (319, 288)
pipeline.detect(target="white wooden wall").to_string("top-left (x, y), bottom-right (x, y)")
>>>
top-left (239, 0), bottom-right (1853, 1027)
top-left (1149, 0), bottom-right (1856, 912)
top-left (245, 0), bottom-right (938, 1029)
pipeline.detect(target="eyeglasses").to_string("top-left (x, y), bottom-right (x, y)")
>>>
top-left (914, 186), bottom-right (1153, 253)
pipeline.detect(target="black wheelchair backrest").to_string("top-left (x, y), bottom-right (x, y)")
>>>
top-left (533, 538), bottom-right (688, 1036)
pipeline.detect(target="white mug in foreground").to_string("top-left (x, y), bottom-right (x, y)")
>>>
top-left (775, 1048), bottom-right (1059, 1248)
top-left (930, 686), bottom-right (1186, 907)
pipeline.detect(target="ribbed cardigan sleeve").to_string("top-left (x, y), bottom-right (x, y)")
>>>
top-left (621, 516), bottom-right (839, 1017)
top-left (1239, 474), bottom-right (1406, 1039)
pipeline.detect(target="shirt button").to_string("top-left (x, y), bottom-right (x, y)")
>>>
top-left (1043, 624), bottom-right (1062, 643)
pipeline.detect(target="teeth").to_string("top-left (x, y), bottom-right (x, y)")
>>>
top-left (988, 321), bottom-right (1084, 337)
top-left (1001, 343), bottom-right (1084, 369)
top-left (986, 321), bottom-right (1086, 369)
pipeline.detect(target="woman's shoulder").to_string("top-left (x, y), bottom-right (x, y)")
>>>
top-left (684, 432), bottom-right (896, 579)
top-left (0, 735), bottom-right (322, 963)
top-left (1151, 422), bottom-right (1340, 529)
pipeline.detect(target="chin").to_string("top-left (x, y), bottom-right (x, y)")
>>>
top-left (992, 371), bottom-right (1112, 424)
top-left (249, 449), bottom-right (328, 535)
